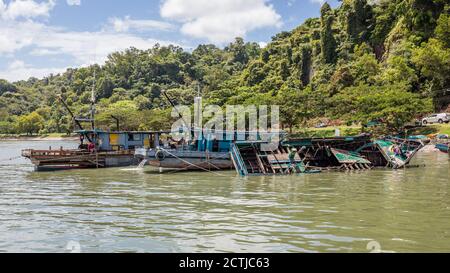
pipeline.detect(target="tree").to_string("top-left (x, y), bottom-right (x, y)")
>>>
top-left (96, 100), bottom-right (141, 131)
top-left (320, 2), bottom-right (337, 64)
top-left (343, 0), bottom-right (374, 44)
top-left (226, 37), bottom-right (248, 64)
top-left (331, 84), bottom-right (433, 131)
top-left (1, 2), bottom-right (449, 134)
top-left (0, 79), bottom-right (18, 95)
top-left (434, 9), bottom-right (450, 47)
top-left (16, 112), bottom-right (45, 135)
top-left (139, 109), bottom-right (173, 131)
top-left (277, 85), bottom-right (314, 133)
top-left (412, 38), bottom-right (450, 90)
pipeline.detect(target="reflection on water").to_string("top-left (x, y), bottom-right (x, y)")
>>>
top-left (0, 140), bottom-right (449, 252)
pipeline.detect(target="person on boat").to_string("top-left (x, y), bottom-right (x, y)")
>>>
top-left (287, 146), bottom-right (298, 173)
top-left (88, 142), bottom-right (96, 153)
top-left (78, 134), bottom-right (87, 150)
top-left (167, 137), bottom-right (177, 149)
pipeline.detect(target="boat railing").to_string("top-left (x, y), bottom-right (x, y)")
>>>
top-left (21, 149), bottom-right (134, 158)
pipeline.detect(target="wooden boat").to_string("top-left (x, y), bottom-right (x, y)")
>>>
top-left (22, 147), bottom-right (136, 171)
top-left (22, 130), bottom-right (162, 171)
top-left (231, 134), bottom-right (425, 176)
top-left (22, 85), bottom-right (168, 171)
top-left (435, 143), bottom-right (449, 153)
top-left (281, 134), bottom-right (374, 170)
top-left (355, 137), bottom-right (424, 169)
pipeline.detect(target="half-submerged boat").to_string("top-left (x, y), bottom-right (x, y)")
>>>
top-left (230, 134), bottom-right (425, 176)
top-left (355, 137), bottom-right (424, 169)
top-left (134, 129), bottom-right (425, 176)
top-left (435, 143), bottom-right (449, 153)
top-left (134, 129), bottom-right (282, 172)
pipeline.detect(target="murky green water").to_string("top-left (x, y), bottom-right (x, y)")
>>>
top-left (0, 140), bottom-right (449, 253)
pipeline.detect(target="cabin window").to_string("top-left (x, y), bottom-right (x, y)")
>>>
top-left (128, 134), bottom-right (141, 141)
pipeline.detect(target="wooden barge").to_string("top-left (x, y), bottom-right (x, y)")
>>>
top-left (21, 148), bottom-right (136, 171)
top-left (22, 130), bottom-right (166, 171)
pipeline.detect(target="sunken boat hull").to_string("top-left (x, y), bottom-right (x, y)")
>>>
top-left (135, 149), bottom-right (233, 170)
top-left (435, 143), bottom-right (449, 153)
top-left (282, 134), bottom-right (374, 170)
top-left (230, 134), bottom-right (425, 176)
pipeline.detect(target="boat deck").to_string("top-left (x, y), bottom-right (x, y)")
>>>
top-left (22, 149), bottom-right (136, 170)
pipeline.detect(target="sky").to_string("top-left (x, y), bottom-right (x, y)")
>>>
top-left (0, 0), bottom-right (340, 82)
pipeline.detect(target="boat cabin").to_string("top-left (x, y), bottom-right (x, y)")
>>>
top-left (75, 130), bottom-right (171, 151)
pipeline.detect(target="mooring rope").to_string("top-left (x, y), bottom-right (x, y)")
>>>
top-left (159, 148), bottom-right (227, 177)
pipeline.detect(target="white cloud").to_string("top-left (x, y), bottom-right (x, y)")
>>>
top-left (66, 0), bottom-right (80, 6)
top-left (258, 41), bottom-right (268, 48)
top-left (310, 0), bottom-right (325, 4)
top-left (0, 59), bottom-right (66, 81)
top-left (30, 48), bottom-right (61, 56)
top-left (0, 20), bottom-right (181, 65)
top-left (0, 1), bottom-right (182, 81)
top-left (0, 0), bottom-right (55, 20)
top-left (108, 16), bottom-right (174, 33)
top-left (160, 0), bottom-right (282, 44)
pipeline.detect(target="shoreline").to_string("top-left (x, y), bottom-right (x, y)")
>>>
top-left (0, 136), bottom-right (78, 141)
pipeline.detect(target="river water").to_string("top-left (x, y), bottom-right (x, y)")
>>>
top-left (0, 140), bottom-right (449, 253)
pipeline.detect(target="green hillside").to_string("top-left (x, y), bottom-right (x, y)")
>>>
top-left (1, 0), bottom-right (449, 136)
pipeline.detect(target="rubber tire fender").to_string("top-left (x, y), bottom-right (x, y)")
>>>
top-left (155, 150), bottom-right (166, 161)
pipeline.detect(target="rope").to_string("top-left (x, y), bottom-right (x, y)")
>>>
top-left (159, 148), bottom-right (227, 177)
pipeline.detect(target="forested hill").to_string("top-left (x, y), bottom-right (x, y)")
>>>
top-left (1, 0), bottom-right (449, 135)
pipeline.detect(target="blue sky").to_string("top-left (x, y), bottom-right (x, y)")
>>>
top-left (0, 0), bottom-right (339, 81)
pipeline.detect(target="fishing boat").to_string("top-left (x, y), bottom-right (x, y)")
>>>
top-left (22, 130), bottom-right (159, 171)
top-left (21, 73), bottom-right (160, 171)
top-left (134, 92), bottom-right (286, 172)
top-left (134, 129), bottom-right (282, 172)
top-left (435, 143), bottom-right (449, 153)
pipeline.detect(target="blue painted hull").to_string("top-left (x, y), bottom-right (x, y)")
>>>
top-left (435, 143), bottom-right (449, 153)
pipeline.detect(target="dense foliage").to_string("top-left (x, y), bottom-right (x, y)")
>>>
top-left (1, 0), bottom-right (449, 135)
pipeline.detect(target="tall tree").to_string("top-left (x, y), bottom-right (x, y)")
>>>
top-left (343, 0), bottom-right (374, 44)
top-left (320, 2), bottom-right (337, 64)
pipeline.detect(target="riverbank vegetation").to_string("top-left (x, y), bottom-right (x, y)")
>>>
top-left (1, 0), bottom-right (449, 136)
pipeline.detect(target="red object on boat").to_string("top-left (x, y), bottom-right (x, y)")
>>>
top-left (88, 143), bottom-right (95, 153)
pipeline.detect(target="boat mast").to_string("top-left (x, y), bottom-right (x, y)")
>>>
top-left (90, 68), bottom-right (96, 130)
top-left (162, 91), bottom-right (193, 139)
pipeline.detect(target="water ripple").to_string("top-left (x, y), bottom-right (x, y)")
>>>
top-left (1, 141), bottom-right (450, 252)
